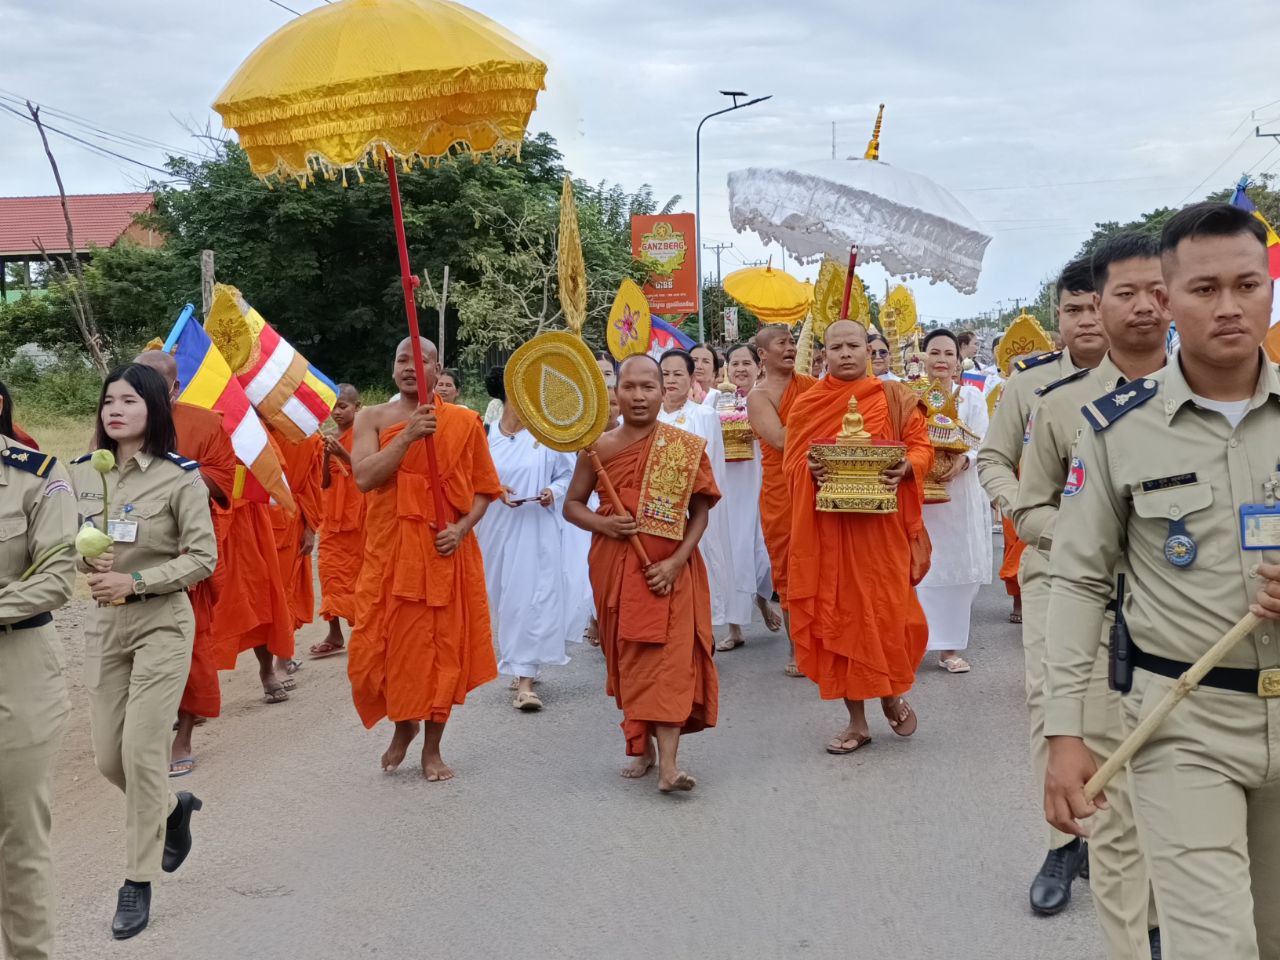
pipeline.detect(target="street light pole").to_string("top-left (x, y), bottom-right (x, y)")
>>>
top-left (695, 90), bottom-right (772, 342)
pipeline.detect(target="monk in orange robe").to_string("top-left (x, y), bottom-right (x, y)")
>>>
top-left (311, 384), bottom-right (365, 658)
top-left (999, 516), bottom-right (1025, 622)
top-left (784, 321), bottom-right (933, 754)
top-left (565, 354), bottom-right (719, 793)
top-left (266, 423), bottom-right (324, 683)
top-left (348, 337), bottom-right (501, 781)
top-left (747, 323), bottom-right (816, 677)
top-left (135, 351), bottom-right (238, 776)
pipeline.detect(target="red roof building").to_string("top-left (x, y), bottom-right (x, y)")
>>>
top-left (0, 192), bottom-right (161, 298)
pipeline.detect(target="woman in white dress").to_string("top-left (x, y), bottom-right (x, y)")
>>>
top-left (475, 397), bottom-right (577, 711)
top-left (915, 329), bottom-right (992, 673)
top-left (657, 349), bottom-right (735, 632)
top-left (690, 342), bottom-right (722, 405)
top-left (712, 343), bottom-right (783, 651)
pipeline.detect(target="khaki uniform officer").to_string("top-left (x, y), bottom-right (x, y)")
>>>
top-left (1045, 357), bottom-right (1280, 958)
top-left (0, 440), bottom-right (75, 960)
top-left (1015, 354), bottom-right (1156, 960)
top-left (977, 349), bottom-right (1082, 857)
top-left (68, 450), bottom-right (215, 890)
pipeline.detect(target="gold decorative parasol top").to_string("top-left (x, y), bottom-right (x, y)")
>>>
top-left (722, 259), bottom-right (812, 326)
top-left (558, 176), bottom-right (587, 336)
top-left (504, 331), bottom-right (609, 453)
top-left (212, 0), bottom-right (547, 182)
top-left (996, 312), bottom-right (1053, 377)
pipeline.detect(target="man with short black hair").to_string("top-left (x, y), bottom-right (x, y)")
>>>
top-left (1045, 202), bottom-right (1280, 958)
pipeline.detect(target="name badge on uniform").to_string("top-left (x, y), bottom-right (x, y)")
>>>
top-left (1241, 504), bottom-right (1280, 551)
top-left (107, 519), bottom-right (138, 543)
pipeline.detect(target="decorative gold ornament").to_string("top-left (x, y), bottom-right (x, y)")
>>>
top-left (880, 284), bottom-right (918, 378)
top-left (811, 394), bottom-right (906, 513)
top-left (922, 381), bottom-right (971, 504)
top-left (715, 373), bottom-right (752, 462)
top-left (558, 176), bottom-right (587, 337)
top-left (503, 331), bottom-right (609, 452)
top-left (606, 279), bottom-right (651, 361)
top-left (637, 422), bottom-right (706, 541)
top-left (812, 258), bottom-right (869, 341)
top-left (793, 313), bottom-right (815, 380)
top-left (996, 312), bottom-right (1053, 377)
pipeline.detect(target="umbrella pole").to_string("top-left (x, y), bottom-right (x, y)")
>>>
top-left (587, 447), bottom-right (652, 566)
top-left (839, 244), bottom-right (859, 320)
top-left (386, 156), bottom-right (450, 531)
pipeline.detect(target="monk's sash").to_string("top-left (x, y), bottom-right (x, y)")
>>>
top-left (636, 422), bottom-right (707, 542)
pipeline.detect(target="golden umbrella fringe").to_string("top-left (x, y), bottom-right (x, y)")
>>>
top-left (246, 133), bottom-right (526, 186)
top-left (217, 63), bottom-right (548, 129)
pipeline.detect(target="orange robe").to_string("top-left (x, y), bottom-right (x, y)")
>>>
top-left (171, 403), bottom-right (238, 719)
top-left (588, 430), bottom-right (721, 756)
top-left (319, 428), bottom-right (366, 624)
top-left (11, 424), bottom-right (38, 448)
top-left (268, 428), bottom-right (324, 632)
top-left (999, 516), bottom-right (1025, 598)
top-left (347, 405), bottom-right (502, 727)
top-left (784, 376), bottom-right (933, 701)
top-left (754, 372), bottom-right (816, 607)
top-left (212, 499), bottom-right (295, 666)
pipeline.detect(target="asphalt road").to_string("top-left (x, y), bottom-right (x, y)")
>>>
top-left (47, 557), bottom-right (1103, 960)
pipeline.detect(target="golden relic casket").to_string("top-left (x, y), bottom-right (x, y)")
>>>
top-left (922, 382), bottom-right (975, 504)
top-left (811, 394), bottom-right (905, 514)
top-left (715, 382), bottom-right (754, 461)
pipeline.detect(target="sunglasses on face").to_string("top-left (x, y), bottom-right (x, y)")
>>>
top-left (870, 349), bottom-right (890, 358)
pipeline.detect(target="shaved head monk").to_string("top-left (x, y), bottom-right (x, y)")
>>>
top-left (311, 384), bottom-right (365, 658)
top-left (347, 337), bottom-right (501, 781)
top-left (784, 320), bottom-right (933, 754)
top-left (564, 354), bottom-right (720, 793)
top-left (134, 349), bottom-right (238, 776)
top-left (746, 323), bottom-right (816, 677)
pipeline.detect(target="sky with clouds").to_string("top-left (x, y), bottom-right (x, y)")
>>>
top-left (1, 0), bottom-right (1277, 325)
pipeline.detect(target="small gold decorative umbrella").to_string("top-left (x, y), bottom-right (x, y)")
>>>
top-left (213, 0), bottom-right (546, 527)
top-left (722, 259), bottom-right (812, 326)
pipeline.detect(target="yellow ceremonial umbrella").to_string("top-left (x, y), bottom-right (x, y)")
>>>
top-left (722, 260), bottom-right (812, 325)
top-left (213, 0), bottom-right (546, 526)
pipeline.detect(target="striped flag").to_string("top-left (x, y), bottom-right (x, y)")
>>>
top-left (204, 284), bottom-right (338, 443)
top-left (1229, 176), bottom-right (1280, 279)
top-left (645, 315), bottom-right (696, 362)
top-left (164, 305), bottom-right (295, 513)
top-left (961, 369), bottom-right (987, 391)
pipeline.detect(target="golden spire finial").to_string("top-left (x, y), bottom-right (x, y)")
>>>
top-left (863, 103), bottom-right (885, 161)
top-left (836, 395), bottom-right (872, 443)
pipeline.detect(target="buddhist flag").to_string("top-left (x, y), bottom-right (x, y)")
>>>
top-left (203, 284), bottom-right (338, 443)
top-left (1229, 176), bottom-right (1280, 279)
top-left (164, 304), bottom-right (295, 513)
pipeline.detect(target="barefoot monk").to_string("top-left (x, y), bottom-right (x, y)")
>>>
top-left (784, 320), bottom-right (933, 754)
top-left (347, 337), bottom-right (501, 781)
top-left (564, 354), bottom-right (720, 793)
top-left (311, 384), bottom-right (365, 659)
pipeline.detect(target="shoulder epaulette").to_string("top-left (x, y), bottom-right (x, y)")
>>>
top-left (165, 452), bottom-right (200, 471)
top-left (71, 452), bottom-right (92, 465)
top-left (2, 445), bottom-right (55, 477)
top-left (1014, 350), bottom-right (1062, 373)
top-left (1081, 378), bottom-right (1159, 432)
top-left (1035, 367), bottom-right (1090, 397)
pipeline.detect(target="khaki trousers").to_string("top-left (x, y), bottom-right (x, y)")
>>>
top-left (1083, 649), bottom-right (1155, 960)
top-left (84, 592), bottom-right (193, 883)
top-left (0, 622), bottom-right (69, 960)
top-left (1018, 547), bottom-right (1075, 850)
top-left (1125, 668), bottom-right (1280, 960)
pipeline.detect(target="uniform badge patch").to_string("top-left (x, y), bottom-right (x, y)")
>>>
top-left (1063, 457), bottom-right (1086, 497)
top-left (43, 478), bottom-right (71, 498)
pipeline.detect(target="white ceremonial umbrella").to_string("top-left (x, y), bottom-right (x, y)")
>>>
top-left (727, 106), bottom-right (991, 294)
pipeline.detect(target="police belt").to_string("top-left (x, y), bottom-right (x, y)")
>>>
top-left (1133, 642), bottom-right (1277, 696)
top-left (97, 590), bottom-right (180, 609)
top-left (1, 611), bottom-right (54, 633)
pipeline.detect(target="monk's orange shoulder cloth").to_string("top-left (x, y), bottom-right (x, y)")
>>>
top-left (754, 372), bottom-right (816, 607)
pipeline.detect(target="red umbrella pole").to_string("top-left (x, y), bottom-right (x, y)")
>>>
top-left (386, 156), bottom-right (450, 531)
top-left (839, 244), bottom-right (859, 320)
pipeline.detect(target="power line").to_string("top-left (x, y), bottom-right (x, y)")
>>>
top-left (0, 89), bottom-right (200, 159)
top-left (0, 102), bottom-right (173, 176)
top-left (266, 0), bottom-right (304, 15)
top-left (1180, 131), bottom-right (1255, 203)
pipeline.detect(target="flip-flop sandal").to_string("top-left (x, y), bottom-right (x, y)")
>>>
top-left (939, 656), bottom-right (971, 674)
top-left (263, 684), bottom-right (290, 704)
top-left (885, 699), bottom-right (918, 737)
top-left (784, 663), bottom-right (804, 678)
top-left (279, 676), bottom-right (298, 692)
top-left (1009, 612), bottom-right (1023, 624)
top-left (716, 637), bottom-right (745, 652)
top-left (309, 641), bottom-right (345, 659)
top-left (168, 757), bottom-right (195, 778)
top-left (826, 732), bottom-right (871, 755)
top-left (507, 678), bottom-right (541, 690)
top-left (282, 658), bottom-right (303, 675)
top-left (513, 691), bottom-right (543, 711)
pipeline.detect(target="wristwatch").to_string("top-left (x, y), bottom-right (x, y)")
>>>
top-left (130, 571), bottom-right (146, 596)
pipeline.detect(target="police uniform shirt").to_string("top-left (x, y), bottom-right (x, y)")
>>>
top-left (68, 450), bottom-right (217, 594)
top-left (1011, 353), bottom-right (1129, 555)
top-left (977, 348), bottom-right (1076, 513)
top-left (1044, 353), bottom-right (1280, 738)
top-left (0, 438), bottom-right (76, 622)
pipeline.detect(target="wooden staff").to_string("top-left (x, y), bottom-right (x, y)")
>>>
top-left (587, 447), bottom-right (651, 567)
top-left (1085, 612), bottom-right (1262, 801)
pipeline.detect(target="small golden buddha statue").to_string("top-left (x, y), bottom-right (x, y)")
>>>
top-left (811, 394), bottom-right (906, 514)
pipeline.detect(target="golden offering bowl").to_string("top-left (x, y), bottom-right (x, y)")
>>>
top-left (812, 437), bottom-right (907, 513)
top-left (721, 418), bottom-right (754, 461)
top-left (924, 449), bottom-right (957, 504)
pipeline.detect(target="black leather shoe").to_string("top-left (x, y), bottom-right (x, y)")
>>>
top-left (1029, 838), bottom-right (1088, 915)
top-left (162, 791), bottom-right (202, 874)
top-left (112, 881), bottom-right (151, 940)
top-left (1149, 927), bottom-right (1162, 960)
